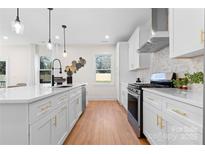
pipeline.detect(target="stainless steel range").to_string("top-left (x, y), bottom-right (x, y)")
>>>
top-left (127, 72), bottom-right (176, 138)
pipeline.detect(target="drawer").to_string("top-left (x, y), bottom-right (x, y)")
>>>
top-left (143, 91), bottom-right (163, 110)
top-left (165, 97), bottom-right (203, 129)
top-left (53, 92), bottom-right (68, 108)
top-left (69, 88), bottom-right (82, 100)
top-left (29, 97), bottom-right (53, 124)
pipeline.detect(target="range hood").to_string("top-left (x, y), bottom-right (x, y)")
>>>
top-left (138, 8), bottom-right (169, 53)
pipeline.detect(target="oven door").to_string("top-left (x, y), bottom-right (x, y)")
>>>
top-left (127, 90), bottom-right (142, 137)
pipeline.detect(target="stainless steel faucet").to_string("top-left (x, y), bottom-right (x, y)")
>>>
top-left (51, 59), bottom-right (62, 86)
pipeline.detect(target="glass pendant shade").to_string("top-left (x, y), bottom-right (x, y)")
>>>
top-left (47, 40), bottom-right (53, 50)
top-left (63, 50), bottom-right (68, 57)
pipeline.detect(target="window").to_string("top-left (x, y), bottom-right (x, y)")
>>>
top-left (95, 55), bottom-right (112, 83)
top-left (0, 60), bottom-right (7, 88)
top-left (39, 56), bottom-right (52, 84)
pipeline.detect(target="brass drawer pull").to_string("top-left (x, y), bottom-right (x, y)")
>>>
top-left (160, 117), bottom-right (165, 129)
top-left (157, 114), bottom-right (159, 126)
top-left (172, 109), bottom-right (187, 117)
top-left (201, 30), bottom-right (204, 44)
top-left (40, 102), bottom-right (51, 111)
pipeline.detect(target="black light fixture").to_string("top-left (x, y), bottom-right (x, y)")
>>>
top-left (11, 8), bottom-right (24, 34)
top-left (62, 25), bottom-right (67, 57)
top-left (47, 8), bottom-right (53, 50)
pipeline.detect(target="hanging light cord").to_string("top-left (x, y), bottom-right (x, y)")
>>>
top-left (16, 8), bottom-right (20, 21)
top-left (48, 9), bottom-right (51, 42)
top-left (48, 8), bottom-right (53, 43)
top-left (62, 25), bottom-right (67, 53)
top-left (64, 27), bottom-right (66, 52)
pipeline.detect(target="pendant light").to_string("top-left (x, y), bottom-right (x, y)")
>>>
top-left (62, 25), bottom-right (68, 57)
top-left (11, 8), bottom-right (24, 34)
top-left (47, 8), bottom-right (53, 50)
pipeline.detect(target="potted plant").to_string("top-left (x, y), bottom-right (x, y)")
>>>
top-left (185, 72), bottom-right (204, 91)
top-left (173, 78), bottom-right (188, 90)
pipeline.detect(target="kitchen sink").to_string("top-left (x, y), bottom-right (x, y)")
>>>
top-left (56, 85), bottom-right (72, 88)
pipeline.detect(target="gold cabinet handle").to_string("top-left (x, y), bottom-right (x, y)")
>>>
top-left (52, 115), bottom-right (57, 126)
top-left (201, 30), bottom-right (204, 44)
top-left (40, 104), bottom-right (51, 111)
top-left (157, 114), bottom-right (159, 126)
top-left (160, 117), bottom-right (165, 129)
top-left (172, 109), bottom-right (187, 117)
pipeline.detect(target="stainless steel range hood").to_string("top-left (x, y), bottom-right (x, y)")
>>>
top-left (138, 8), bottom-right (169, 53)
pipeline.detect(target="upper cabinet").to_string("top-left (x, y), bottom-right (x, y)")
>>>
top-left (128, 27), bottom-right (151, 71)
top-left (169, 8), bottom-right (204, 58)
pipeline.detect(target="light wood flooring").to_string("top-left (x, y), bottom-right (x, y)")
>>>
top-left (64, 100), bottom-right (149, 145)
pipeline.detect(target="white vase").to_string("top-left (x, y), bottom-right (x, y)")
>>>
top-left (189, 83), bottom-right (203, 92)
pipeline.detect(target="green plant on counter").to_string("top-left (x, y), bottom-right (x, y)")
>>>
top-left (185, 72), bottom-right (204, 84)
top-left (172, 78), bottom-right (188, 88)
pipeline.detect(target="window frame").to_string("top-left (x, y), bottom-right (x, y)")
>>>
top-left (39, 56), bottom-right (52, 84)
top-left (94, 53), bottom-right (114, 85)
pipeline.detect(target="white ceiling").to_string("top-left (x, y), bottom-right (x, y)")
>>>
top-left (0, 8), bottom-right (149, 45)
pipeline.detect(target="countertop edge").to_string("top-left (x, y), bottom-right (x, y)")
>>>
top-left (142, 88), bottom-right (203, 109)
top-left (0, 83), bottom-right (87, 104)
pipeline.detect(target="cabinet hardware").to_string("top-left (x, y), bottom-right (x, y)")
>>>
top-left (157, 114), bottom-right (159, 126)
top-left (40, 103), bottom-right (51, 111)
top-left (160, 117), bottom-right (165, 129)
top-left (172, 109), bottom-right (187, 117)
top-left (54, 115), bottom-right (57, 126)
top-left (201, 30), bottom-right (204, 44)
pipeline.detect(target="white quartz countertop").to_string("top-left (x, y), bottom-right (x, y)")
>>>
top-left (142, 88), bottom-right (203, 109)
top-left (0, 83), bottom-right (87, 104)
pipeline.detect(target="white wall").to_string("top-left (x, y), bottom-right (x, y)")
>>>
top-left (39, 44), bottom-right (117, 101)
top-left (0, 44), bottom-right (35, 86)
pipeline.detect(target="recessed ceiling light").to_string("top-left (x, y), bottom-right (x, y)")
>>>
top-left (3, 36), bottom-right (8, 40)
top-left (55, 35), bottom-right (60, 40)
top-left (105, 35), bottom-right (110, 40)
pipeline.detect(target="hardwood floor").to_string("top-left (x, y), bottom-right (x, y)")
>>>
top-left (64, 100), bottom-right (149, 145)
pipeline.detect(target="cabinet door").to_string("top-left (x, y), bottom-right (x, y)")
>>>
top-left (143, 102), bottom-right (167, 144)
top-left (170, 8), bottom-right (204, 58)
top-left (69, 99), bottom-right (77, 130)
top-left (166, 115), bottom-right (202, 145)
top-left (51, 104), bottom-right (68, 144)
top-left (76, 95), bottom-right (82, 118)
top-left (128, 35), bottom-right (135, 70)
top-left (30, 116), bottom-right (52, 145)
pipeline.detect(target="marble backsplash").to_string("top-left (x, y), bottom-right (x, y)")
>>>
top-left (136, 47), bottom-right (204, 82)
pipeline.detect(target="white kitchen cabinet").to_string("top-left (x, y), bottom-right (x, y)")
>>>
top-left (128, 27), bottom-right (150, 71)
top-left (169, 8), bottom-right (205, 58)
top-left (143, 98), bottom-right (167, 144)
top-left (143, 90), bottom-right (203, 145)
top-left (166, 115), bottom-right (202, 145)
top-left (51, 104), bottom-right (68, 145)
top-left (120, 83), bottom-right (128, 111)
top-left (30, 115), bottom-right (52, 145)
top-left (115, 42), bottom-right (136, 102)
top-left (68, 87), bottom-right (82, 130)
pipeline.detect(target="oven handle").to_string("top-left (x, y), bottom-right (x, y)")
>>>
top-left (128, 90), bottom-right (140, 99)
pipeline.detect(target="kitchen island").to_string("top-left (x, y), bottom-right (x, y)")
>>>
top-left (0, 83), bottom-right (87, 145)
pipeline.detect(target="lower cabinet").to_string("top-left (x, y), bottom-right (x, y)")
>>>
top-left (143, 91), bottom-right (203, 145)
top-left (51, 104), bottom-right (68, 144)
top-left (30, 115), bottom-right (52, 145)
top-left (120, 83), bottom-right (128, 110)
top-left (30, 86), bottom-right (84, 145)
top-left (143, 101), bottom-right (167, 145)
